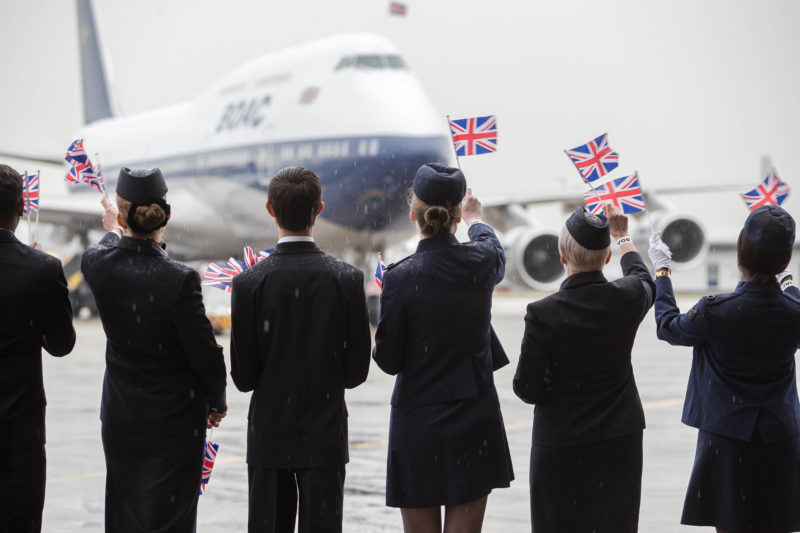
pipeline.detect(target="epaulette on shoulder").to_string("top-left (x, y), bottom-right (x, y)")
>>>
top-left (385, 256), bottom-right (411, 271)
top-left (702, 292), bottom-right (741, 306)
top-left (780, 288), bottom-right (800, 305)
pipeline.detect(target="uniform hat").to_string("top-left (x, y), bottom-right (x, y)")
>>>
top-left (565, 206), bottom-right (610, 250)
top-left (743, 205), bottom-right (795, 255)
top-left (116, 167), bottom-right (168, 203)
top-left (412, 163), bottom-right (467, 206)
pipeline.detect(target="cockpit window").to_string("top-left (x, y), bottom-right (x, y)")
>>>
top-left (335, 55), bottom-right (408, 71)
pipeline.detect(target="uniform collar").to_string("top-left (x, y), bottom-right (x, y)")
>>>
top-left (274, 241), bottom-right (322, 255)
top-left (559, 270), bottom-right (607, 291)
top-left (277, 236), bottom-right (314, 244)
top-left (115, 236), bottom-right (168, 257)
top-left (0, 228), bottom-right (18, 244)
top-left (734, 280), bottom-right (781, 294)
top-left (415, 232), bottom-right (459, 253)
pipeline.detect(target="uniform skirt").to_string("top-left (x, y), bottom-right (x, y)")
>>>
top-left (681, 429), bottom-right (800, 532)
top-left (531, 431), bottom-right (643, 533)
top-left (102, 427), bottom-right (205, 533)
top-left (385, 385), bottom-right (514, 508)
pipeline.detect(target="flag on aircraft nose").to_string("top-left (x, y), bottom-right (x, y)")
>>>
top-left (199, 439), bottom-right (219, 495)
top-left (741, 168), bottom-right (790, 211)
top-left (203, 247), bottom-right (274, 292)
top-left (64, 139), bottom-right (106, 193)
top-left (375, 252), bottom-right (387, 289)
top-left (449, 115), bottom-right (498, 156)
top-left (565, 133), bottom-right (619, 183)
top-left (583, 172), bottom-right (646, 215)
top-left (22, 171), bottom-right (40, 214)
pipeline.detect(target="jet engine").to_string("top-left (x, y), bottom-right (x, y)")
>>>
top-left (641, 211), bottom-right (708, 270)
top-left (503, 225), bottom-right (564, 291)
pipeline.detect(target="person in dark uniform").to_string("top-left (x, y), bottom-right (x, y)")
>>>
top-left (373, 163), bottom-right (514, 533)
top-left (82, 168), bottom-right (228, 533)
top-left (649, 205), bottom-right (800, 533)
top-left (513, 203), bottom-right (654, 533)
top-left (0, 164), bottom-right (76, 533)
top-left (230, 166), bottom-right (371, 533)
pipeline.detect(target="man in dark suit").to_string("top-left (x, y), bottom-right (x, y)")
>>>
top-left (230, 166), bottom-right (371, 533)
top-left (0, 164), bottom-right (76, 532)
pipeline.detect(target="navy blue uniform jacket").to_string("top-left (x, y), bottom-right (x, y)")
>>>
top-left (82, 233), bottom-right (227, 436)
top-left (372, 223), bottom-right (508, 407)
top-left (655, 277), bottom-right (800, 442)
top-left (230, 241), bottom-right (371, 468)
top-left (514, 252), bottom-right (655, 446)
top-left (0, 229), bottom-right (75, 448)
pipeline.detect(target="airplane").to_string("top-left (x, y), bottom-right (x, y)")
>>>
top-left (4, 0), bottom-right (714, 300)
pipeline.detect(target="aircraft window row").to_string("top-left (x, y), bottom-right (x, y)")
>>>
top-left (335, 55), bottom-right (407, 70)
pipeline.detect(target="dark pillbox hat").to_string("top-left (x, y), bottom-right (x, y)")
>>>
top-left (116, 167), bottom-right (168, 203)
top-left (566, 206), bottom-right (610, 250)
top-left (743, 205), bottom-right (795, 254)
top-left (412, 163), bottom-right (467, 206)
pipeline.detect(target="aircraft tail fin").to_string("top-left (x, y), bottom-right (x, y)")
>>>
top-left (76, 0), bottom-right (116, 123)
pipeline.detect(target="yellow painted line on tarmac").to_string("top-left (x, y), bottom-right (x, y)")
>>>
top-left (48, 397), bottom-right (684, 483)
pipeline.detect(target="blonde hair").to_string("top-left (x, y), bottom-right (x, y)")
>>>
top-left (116, 195), bottom-right (168, 237)
top-left (558, 226), bottom-right (610, 273)
top-left (408, 190), bottom-right (461, 236)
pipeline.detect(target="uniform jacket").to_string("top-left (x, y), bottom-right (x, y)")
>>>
top-left (230, 241), bottom-right (371, 468)
top-left (82, 233), bottom-right (227, 437)
top-left (0, 229), bottom-right (75, 448)
top-left (372, 222), bottom-right (508, 407)
top-left (655, 277), bottom-right (800, 442)
top-left (514, 252), bottom-right (655, 446)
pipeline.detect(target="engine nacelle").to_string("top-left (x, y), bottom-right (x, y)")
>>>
top-left (638, 211), bottom-right (708, 271)
top-left (503, 225), bottom-right (564, 291)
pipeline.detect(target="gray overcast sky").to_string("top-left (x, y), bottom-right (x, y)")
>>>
top-left (2, 0), bottom-right (800, 219)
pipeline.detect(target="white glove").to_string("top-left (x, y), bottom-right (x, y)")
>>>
top-left (648, 232), bottom-right (672, 271)
top-left (776, 268), bottom-right (793, 289)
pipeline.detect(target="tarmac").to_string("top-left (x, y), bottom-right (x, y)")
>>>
top-left (39, 294), bottom-right (750, 532)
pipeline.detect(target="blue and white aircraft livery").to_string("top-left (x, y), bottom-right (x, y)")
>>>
top-left (33, 0), bottom-right (711, 291)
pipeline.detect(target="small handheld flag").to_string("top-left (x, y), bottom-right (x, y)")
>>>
top-left (375, 252), bottom-right (387, 289)
top-left (199, 439), bottom-right (219, 495)
top-left (583, 172), bottom-right (646, 215)
top-left (22, 172), bottom-right (40, 214)
top-left (741, 168), bottom-right (790, 211)
top-left (389, 1), bottom-right (407, 15)
top-left (565, 133), bottom-right (619, 183)
top-left (449, 115), bottom-right (498, 157)
top-left (64, 139), bottom-right (106, 193)
top-left (202, 247), bottom-right (274, 293)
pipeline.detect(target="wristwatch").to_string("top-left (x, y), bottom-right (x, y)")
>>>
top-left (655, 269), bottom-right (671, 278)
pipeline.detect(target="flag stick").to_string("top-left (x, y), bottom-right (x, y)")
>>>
top-left (445, 115), bottom-right (462, 169)
top-left (633, 171), bottom-right (657, 232)
top-left (94, 152), bottom-right (107, 194)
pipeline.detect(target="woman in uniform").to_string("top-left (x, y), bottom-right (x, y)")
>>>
top-left (513, 204), bottom-right (655, 533)
top-left (373, 163), bottom-right (513, 533)
top-left (649, 205), bottom-right (800, 533)
top-left (82, 167), bottom-right (228, 533)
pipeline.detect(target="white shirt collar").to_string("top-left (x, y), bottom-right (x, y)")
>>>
top-left (277, 236), bottom-right (315, 244)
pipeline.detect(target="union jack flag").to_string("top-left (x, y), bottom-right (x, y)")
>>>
top-left (583, 172), bottom-right (646, 215)
top-left (22, 171), bottom-right (40, 214)
top-left (375, 252), bottom-right (387, 289)
top-left (202, 247), bottom-right (274, 292)
top-left (565, 133), bottom-right (619, 183)
top-left (449, 115), bottom-right (498, 156)
top-left (199, 439), bottom-right (219, 495)
top-left (64, 139), bottom-right (106, 193)
top-left (741, 168), bottom-right (790, 211)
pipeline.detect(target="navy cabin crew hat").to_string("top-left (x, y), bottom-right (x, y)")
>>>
top-left (565, 206), bottom-right (611, 250)
top-left (743, 205), bottom-right (796, 255)
top-left (116, 167), bottom-right (168, 203)
top-left (412, 163), bottom-right (467, 206)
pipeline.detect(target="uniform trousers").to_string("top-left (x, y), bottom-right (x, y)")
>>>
top-left (247, 464), bottom-right (345, 533)
top-left (0, 445), bottom-right (46, 533)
